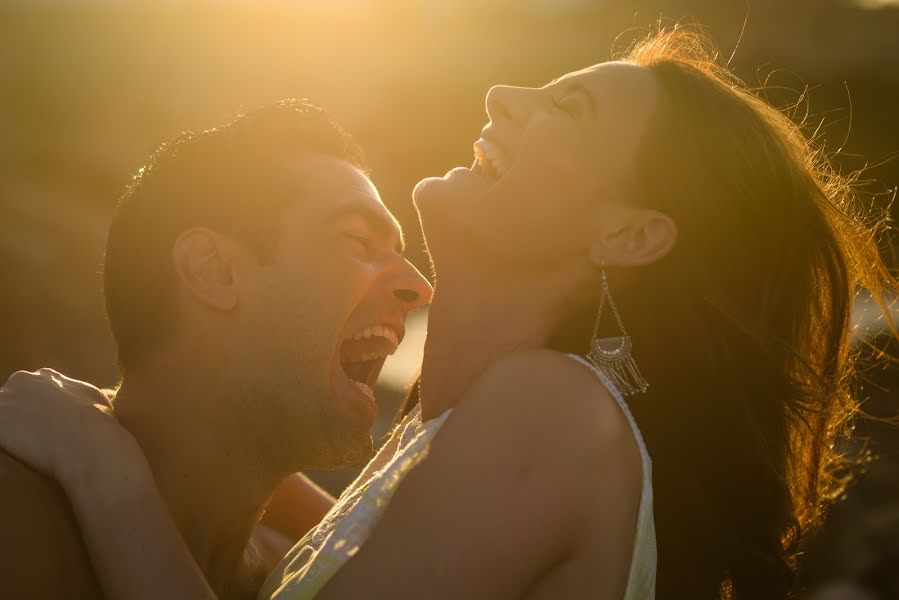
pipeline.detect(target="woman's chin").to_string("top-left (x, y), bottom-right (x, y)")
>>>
top-left (413, 167), bottom-right (490, 210)
top-left (413, 168), bottom-right (495, 270)
top-left (411, 175), bottom-right (441, 209)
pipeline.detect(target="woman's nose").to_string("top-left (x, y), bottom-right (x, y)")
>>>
top-left (485, 84), bottom-right (532, 127)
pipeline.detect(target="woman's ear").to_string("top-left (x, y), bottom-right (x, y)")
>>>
top-left (588, 208), bottom-right (677, 268)
top-left (171, 228), bottom-right (239, 312)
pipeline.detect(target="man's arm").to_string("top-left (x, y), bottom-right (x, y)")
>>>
top-left (0, 451), bottom-right (102, 599)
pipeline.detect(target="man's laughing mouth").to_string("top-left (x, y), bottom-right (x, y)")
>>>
top-left (339, 324), bottom-right (403, 401)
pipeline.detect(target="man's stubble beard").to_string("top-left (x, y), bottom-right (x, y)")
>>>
top-left (230, 355), bottom-right (374, 474)
top-left (307, 420), bottom-right (374, 472)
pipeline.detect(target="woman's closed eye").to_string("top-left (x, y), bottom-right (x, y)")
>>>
top-left (550, 95), bottom-right (582, 118)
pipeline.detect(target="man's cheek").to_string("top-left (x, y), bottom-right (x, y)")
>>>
top-left (337, 257), bottom-right (378, 289)
top-left (326, 270), bottom-right (373, 309)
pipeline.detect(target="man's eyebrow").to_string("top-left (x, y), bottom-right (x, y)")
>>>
top-left (324, 203), bottom-right (405, 253)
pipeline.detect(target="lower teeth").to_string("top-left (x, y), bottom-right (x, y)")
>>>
top-left (352, 381), bottom-right (374, 398)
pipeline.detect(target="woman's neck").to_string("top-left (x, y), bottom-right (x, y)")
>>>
top-left (419, 267), bottom-right (574, 421)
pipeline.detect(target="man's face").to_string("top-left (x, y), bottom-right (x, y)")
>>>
top-left (233, 154), bottom-right (432, 470)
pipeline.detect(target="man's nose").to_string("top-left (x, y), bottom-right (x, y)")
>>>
top-left (392, 259), bottom-right (433, 309)
top-left (485, 84), bottom-right (532, 127)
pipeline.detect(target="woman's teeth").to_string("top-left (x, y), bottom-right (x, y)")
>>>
top-left (473, 139), bottom-right (508, 179)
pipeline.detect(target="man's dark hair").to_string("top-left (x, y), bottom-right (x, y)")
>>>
top-left (104, 99), bottom-right (367, 371)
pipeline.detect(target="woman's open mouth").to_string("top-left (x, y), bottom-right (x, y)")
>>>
top-left (473, 137), bottom-right (510, 182)
top-left (339, 325), bottom-right (402, 401)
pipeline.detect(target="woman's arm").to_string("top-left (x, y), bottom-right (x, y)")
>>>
top-left (67, 450), bottom-right (218, 600)
top-left (0, 369), bottom-right (217, 600)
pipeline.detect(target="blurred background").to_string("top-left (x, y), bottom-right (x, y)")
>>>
top-left (1, 0), bottom-right (898, 596)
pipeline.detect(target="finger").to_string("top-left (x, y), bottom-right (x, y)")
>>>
top-left (2, 370), bottom-right (42, 394)
top-left (38, 368), bottom-right (83, 387)
top-left (5, 369), bottom-right (38, 386)
top-left (1, 371), bottom-right (81, 405)
top-left (66, 379), bottom-right (114, 406)
top-left (11, 368), bottom-right (64, 390)
top-left (38, 369), bottom-right (106, 396)
top-left (13, 368), bottom-right (100, 397)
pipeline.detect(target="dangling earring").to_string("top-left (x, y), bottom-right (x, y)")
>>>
top-left (586, 262), bottom-right (649, 396)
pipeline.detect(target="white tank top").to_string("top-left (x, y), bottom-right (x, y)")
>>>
top-left (260, 353), bottom-right (657, 599)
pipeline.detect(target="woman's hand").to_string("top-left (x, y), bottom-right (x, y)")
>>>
top-left (0, 368), bottom-right (143, 490)
top-left (0, 369), bottom-right (217, 600)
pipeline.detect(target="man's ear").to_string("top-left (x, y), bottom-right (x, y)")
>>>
top-left (172, 228), bottom-right (239, 312)
top-left (588, 208), bottom-right (677, 268)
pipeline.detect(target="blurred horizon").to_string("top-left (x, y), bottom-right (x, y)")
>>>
top-left (2, 0), bottom-right (898, 388)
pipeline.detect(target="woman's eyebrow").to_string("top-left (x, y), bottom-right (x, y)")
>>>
top-left (544, 77), bottom-right (597, 117)
top-left (561, 82), bottom-right (597, 117)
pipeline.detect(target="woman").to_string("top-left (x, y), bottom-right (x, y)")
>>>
top-left (0, 27), bottom-right (895, 599)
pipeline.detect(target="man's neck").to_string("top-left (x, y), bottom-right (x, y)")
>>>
top-left (112, 353), bottom-right (286, 592)
top-left (420, 264), bottom-right (577, 421)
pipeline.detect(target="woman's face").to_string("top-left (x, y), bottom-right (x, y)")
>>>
top-left (414, 61), bottom-right (662, 273)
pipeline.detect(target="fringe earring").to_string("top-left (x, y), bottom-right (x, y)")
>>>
top-left (586, 263), bottom-right (649, 396)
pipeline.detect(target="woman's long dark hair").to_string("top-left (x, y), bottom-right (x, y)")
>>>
top-left (549, 28), bottom-right (897, 598)
top-left (399, 27), bottom-right (897, 599)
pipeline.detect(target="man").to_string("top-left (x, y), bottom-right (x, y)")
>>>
top-left (0, 99), bottom-right (431, 599)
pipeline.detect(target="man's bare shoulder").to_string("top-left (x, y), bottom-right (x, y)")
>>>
top-left (0, 451), bottom-right (102, 598)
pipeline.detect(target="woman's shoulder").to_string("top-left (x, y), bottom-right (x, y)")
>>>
top-left (448, 349), bottom-right (642, 475)
top-left (431, 349), bottom-right (644, 551)
top-left (465, 349), bottom-right (628, 423)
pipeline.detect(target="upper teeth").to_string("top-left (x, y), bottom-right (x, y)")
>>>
top-left (349, 325), bottom-right (400, 348)
top-left (474, 139), bottom-right (508, 178)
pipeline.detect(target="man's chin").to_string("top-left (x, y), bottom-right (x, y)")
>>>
top-left (340, 438), bottom-right (375, 468)
top-left (314, 434), bottom-right (374, 471)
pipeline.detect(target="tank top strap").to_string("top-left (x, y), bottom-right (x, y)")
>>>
top-left (565, 353), bottom-right (652, 467)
